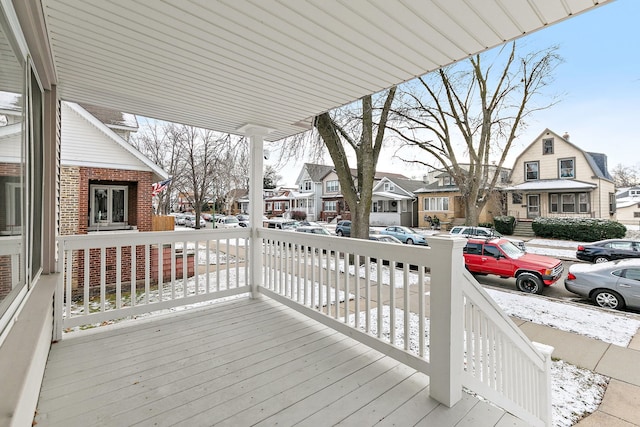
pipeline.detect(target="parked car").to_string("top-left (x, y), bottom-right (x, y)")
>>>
top-left (171, 213), bottom-right (187, 226)
top-left (184, 214), bottom-right (206, 228)
top-left (236, 214), bottom-right (250, 227)
top-left (463, 237), bottom-right (563, 294)
top-left (575, 239), bottom-right (640, 263)
top-left (215, 215), bottom-right (241, 229)
top-left (335, 220), bottom-right (351, 237)
top-left (369, 234), bottom-right (402, 244)
top-left (449, 226), bottom-right (526, 251)
top-left (201, 213), bottom-right (213, 222)
top-left (264, 218), bottom-right (299, 230)
top-left (296, 225), bottom-right (332, 235)
top-left (380, 226), bottom-right (428, 246)
top-left (565, 259), bottom-right (640, 310)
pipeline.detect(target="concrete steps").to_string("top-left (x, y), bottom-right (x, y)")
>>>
top-left (513, 220), bottom-right (535, 237)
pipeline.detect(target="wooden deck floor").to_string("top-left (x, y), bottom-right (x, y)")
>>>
top-left (35, 297), bottom-right (527, 426)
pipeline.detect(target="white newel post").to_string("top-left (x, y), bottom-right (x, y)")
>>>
top-left (238, 124), bottom-right (272, 299)
top-left (428, 235), bottom-right (467, 406)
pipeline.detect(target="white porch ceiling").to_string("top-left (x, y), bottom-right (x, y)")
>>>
top-left (41, 0), bottom-right (610, 141)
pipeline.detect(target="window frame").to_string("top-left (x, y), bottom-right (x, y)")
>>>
top-left (558, 157), bottom-right (576, 179)
top-left (325, 180), bottom-right (339, 193)
top-left (542, 138), bottom-right (554, 155)
top-left (324, 200), bottom-right (336, 211)
top-left (89, 184), bottom-right (129, 227)
top-left (524, 161), bottom-right (539, 181)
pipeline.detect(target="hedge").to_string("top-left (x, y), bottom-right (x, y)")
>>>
top-left (531, 217), bottom-right (626, 242)
top-left (493, 215), bottom-right (516, 235)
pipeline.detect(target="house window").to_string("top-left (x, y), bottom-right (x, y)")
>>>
top-left (561, 194), bottom-right (575, 213)
top-left (443, 176), bottom-right (453, 186)
top-left (274, 202), bottom-right (282, 210)
top-left (325, 180), bottom-right (339, 193)
top-left (90, 185), bottom-right (128, 227)
top-left (324, 201), bottom-right (336, 211)
top-left (512, 192), bottom-right (522, 204)
top-left (634, 212), bottom-right (640, 218)
top-left (559, 158), bottom-right (575, 178)
top-left (423, 197), bottom-right (449, 211)
top-left (383, 182), bottom-right (395, 191)
top-left (630, 190), bottom-right (640, 196)
top-left (542, 138), bottom-right (554, 155)
top-left (525, 161), bottom-right (539, 181)
top-left (579, 193), bottom-right (589, 213)
top-left (500, 170), bottom-right (509, 183)
top-left (609, 193), bottom-right (616, 214)
top-left (4, 182), bottom-right (22, 233)
top-left (302, 180), bottom-right (312, 191)
top-left (550, 194), bottom-right (558, 213)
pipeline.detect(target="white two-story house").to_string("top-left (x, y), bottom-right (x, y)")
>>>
top-left (505, 129), bottom-right (616, 220)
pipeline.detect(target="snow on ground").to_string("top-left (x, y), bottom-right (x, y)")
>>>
top-left (487, 288), bottom-right (640, 347)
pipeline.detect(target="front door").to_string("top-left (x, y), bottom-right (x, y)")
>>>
top-left (527, 194), bottom-right (540, 219)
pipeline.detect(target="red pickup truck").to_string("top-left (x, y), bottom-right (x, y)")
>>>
top-left (463, 237), bottom-right (564, 294)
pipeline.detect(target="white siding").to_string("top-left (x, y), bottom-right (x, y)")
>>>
top-left (60, 103), bottom-right (151, 171)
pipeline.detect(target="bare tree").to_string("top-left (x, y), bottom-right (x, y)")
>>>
top-left (391, 42), bottom-right (562, 225)
top-left (168, 125), bottom-right (234, 229)
top-left (276, 89), bottom-right (396, 239)
top-left (612, 163), bottom-right (639, 188)
top-left (316, 89), bottom-right (397, 239)
top-left (131, 119), bottom-right (181, 214)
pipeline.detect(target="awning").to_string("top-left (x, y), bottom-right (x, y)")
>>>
top-left (504, 180), bottom-right (597, 192)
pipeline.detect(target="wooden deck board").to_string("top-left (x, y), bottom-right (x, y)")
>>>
top-left (36, 297), bottom-right (512, 427)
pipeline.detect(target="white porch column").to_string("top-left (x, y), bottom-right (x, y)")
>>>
top-left (237, 124), bottom-right (273, 299)
top-left (427, 235), bottom-right (467, 406)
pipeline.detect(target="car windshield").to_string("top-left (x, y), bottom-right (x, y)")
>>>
top-left (499, 241), bottom-right (524, 258)
top-left (225, 217), bottom-right (239, 223)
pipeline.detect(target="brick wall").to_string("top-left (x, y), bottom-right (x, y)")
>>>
top-left (60, 166), bottom-right (163, 293)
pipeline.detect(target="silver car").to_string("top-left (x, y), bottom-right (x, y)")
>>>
top-left (565, 259), bottom-right (640, 311)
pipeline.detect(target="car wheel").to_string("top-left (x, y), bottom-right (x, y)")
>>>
top-left (406, 238), bottom-right (414, 245)
top-left (337, 230), bottom-right (344, 236)
top-left (515, 272), bottom-right (544, 294)
top-left (593, 256), bottom-right (609, 264)
top-left (593, 289), bottom-right (625, 310)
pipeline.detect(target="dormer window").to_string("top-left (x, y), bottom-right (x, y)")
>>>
top-left (384, 182), bottom-right (395, 191)
top-left (542, 138), bottom-right (554, 155)
top-left (630, 189), bottom-right (640, 197)
top-left (301, 180), bottom-right (312, 191)
top-left (443, 176), bottom-right (453, 186)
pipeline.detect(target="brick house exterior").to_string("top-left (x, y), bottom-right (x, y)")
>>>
top-left (60, 102), bottom-right (170, 292)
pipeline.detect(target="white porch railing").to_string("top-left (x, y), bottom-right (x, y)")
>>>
top-left (54, 228), bottom-right (552, 427)
top-left (54, 229), bottom-right (250, 339)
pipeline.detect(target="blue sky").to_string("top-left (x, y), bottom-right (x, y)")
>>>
top-left (272, 0), bottom-right (640, 185)
top-left (506, 0), bottom-right (639, 170)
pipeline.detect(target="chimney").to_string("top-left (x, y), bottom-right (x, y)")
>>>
top-left (563, 132), bottom-right (570, 141)
top-left (423, 174), bottom-right (428, 183)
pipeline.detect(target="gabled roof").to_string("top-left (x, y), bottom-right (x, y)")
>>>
top-left (510, 128), bottom-right (613, 182)
top-left (503, 179), bottom-right (597, 192)
top-left (78, 103), bottom-right (138, 131)
top-left (296, 163), bottom-right (335, 184)
top-left (349, 168), bottom-right (409, 181)
top-left (62, 102), bottom-right (168, 181)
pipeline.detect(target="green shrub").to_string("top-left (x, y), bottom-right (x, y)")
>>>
top-left (291, 210), bottom-right (307, 221)
top-left (493, 215), bottom-right (515, 235)
top-left (532, 217), bottom-right (626, 241)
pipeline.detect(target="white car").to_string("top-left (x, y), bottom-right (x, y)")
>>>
top-left (215, 216), bottom-right (241, 229)
top-left (184, 214), bottom-right (206, 228)
top-left (449, 226), bottom-right (526, 251)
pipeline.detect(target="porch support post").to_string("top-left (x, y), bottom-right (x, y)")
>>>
top-left (427, 235), bottom-right (467, 406)
top-left (237, 124), bottom-right (273, 299)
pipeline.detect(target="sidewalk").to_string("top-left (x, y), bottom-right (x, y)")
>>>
top-left (514, 318), bottom-right (640, 426)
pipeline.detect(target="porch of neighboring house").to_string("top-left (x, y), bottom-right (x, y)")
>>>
top-left (35, 228), bottom-right (553, 426)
